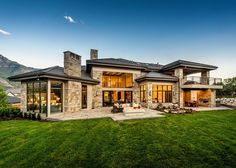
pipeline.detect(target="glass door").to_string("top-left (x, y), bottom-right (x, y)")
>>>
top-left (103, 91), bottom-right (112, 106)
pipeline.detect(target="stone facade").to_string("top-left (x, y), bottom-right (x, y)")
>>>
top-left (92, 68), bottom-right (103, 108)
top-left (20, 82), bottom-right (27, 112)
top-left (174, 68), bottom-right (184, 107)
top-left (64, 81), bottom-right (82, 113)
top-left (210, 89), bottom-right (216, 107)
top-left (87, 85), bottom-right (93, 109)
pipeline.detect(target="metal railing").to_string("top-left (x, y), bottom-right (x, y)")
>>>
top-left (183, 76), bottom-right (222, 85)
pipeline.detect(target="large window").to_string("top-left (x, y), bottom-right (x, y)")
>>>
top-left (140, 85), bottom-right (147, 102)
top-left (102, 72), bottom-right (133, 88)
top-left (27, 81), bottom-right (47, 113)
top-left (50, 82), bottom-right (63, 113)
top-left (152, 85), bottom-right (172, 103)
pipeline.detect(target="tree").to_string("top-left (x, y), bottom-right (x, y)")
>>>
top-left (0, 85), bottom-right (8, 107)
top-left (216, 77), bottom-right (236, 97)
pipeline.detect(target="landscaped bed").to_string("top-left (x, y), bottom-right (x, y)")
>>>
top-left (0, 110), bottom-right (236, 168)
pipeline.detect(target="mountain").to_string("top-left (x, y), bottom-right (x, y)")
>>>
top-left (0, 54), bottom-right (36, 88)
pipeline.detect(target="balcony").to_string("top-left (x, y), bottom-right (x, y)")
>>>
top-left (181, 76), bottom-right (223, 89)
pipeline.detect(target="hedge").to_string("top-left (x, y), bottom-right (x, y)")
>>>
top-left (0, 106), bottom-right (42, 120)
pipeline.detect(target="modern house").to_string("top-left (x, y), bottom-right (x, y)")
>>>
top-left (9, 49), bottom-right (223, 117)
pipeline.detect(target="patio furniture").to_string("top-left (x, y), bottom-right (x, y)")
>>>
top-left (123, 107), bottom-right (145, 116)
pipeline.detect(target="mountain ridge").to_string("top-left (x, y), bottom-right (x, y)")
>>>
top-left (0, 54), bottom-right (36, 88)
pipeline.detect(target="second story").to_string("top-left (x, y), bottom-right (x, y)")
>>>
top-left (86, 49), bottom-right (222, 90)
top-left (9, 49), bottom-right (223, 91)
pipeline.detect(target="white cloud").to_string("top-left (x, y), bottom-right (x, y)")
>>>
top-left (0, 28), bottom-right (11, 36)
top-left (64, 16), bottom-right (76, 23)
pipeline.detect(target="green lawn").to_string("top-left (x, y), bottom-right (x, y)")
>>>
top-left (0, 110), bottom-right (236, 168)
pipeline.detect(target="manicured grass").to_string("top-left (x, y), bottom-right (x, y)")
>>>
top-left (0, 110), bottom-right (236, 168)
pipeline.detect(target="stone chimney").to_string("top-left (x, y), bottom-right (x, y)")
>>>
top-left (64, 51), bottom-right (81, 77)
top-left (90, 49), bottom-right (98, 60)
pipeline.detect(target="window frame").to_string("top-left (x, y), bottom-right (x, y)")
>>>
top-left (140, 85), bottom-right (147, 103)
top-left (152, 85), bottom-right (173, 103)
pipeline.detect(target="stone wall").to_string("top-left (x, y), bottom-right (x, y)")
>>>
top-left (64, 81), bottom-right (82, 113)
top-left (21, 82), bottom-right (27, 112)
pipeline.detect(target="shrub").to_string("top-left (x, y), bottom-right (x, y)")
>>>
top-left (0, 106), bottom-right (20, 119)
top-left (19, 111), bottom-right (23, 118)
top-left (37, 113), bottom-right (42, 121)
top-left (28, 112), bottom-right (32, 120)
top-left (32, 113), bottom-right (37, 120)
top-left (23, 112), bottom-right (28, 119)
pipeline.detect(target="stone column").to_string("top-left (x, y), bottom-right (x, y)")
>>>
top-left (210, 89), bottom-right (216, 107)
top-left (92, 70), bottom-right (103, 108)
top-left (20, 82), bottom-right (27, 112)
top-left (147, 82), bottom-right (153, 109)
top-left (87, 85), bottom-right (93, 109)
top-left (201, 71), bottom-right (210, 85)
top-left (133, 73), bottom-right (141, 104)
top-left (63, 51), bottom-right (82, 113)
top-left (174, 68), bottom-right (184, 108)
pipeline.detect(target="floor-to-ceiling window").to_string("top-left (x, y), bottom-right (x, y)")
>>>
top-left (152, 85), bottom-right (172, 103)
top-left (50, 82), bottom-right (63, 113)
top-left (27, 81), bottom-right (47, 114)
top-left (140, 85), bottom-right (147, 102)
top-left (102, 72), bottom-right (133, 88)
top-left (102, 72), bottom-right (133, 106)
top-left (41, 82), bottom-right (47, 113)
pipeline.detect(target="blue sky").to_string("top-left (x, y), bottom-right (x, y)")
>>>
top-left (0, 0), bottom-right (236, 78)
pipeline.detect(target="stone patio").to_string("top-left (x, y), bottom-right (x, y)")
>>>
top-left (48, 107), bottom-right (165, 121)
top-left (47, 106), bottom-right (233, 121)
